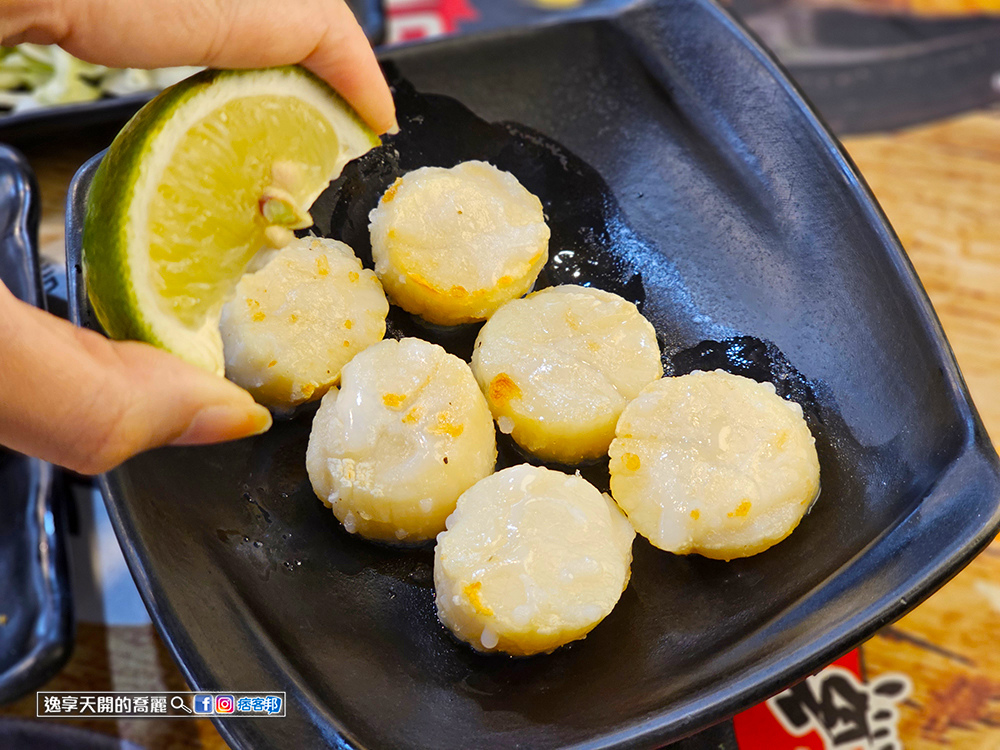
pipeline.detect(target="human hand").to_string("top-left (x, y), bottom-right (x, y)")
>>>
top-left (0, 284), bottom-right (272, 474)
top-left (0, 0), bottom-right (396, 472)
top-left (0, 0), bottom-right (396, 133)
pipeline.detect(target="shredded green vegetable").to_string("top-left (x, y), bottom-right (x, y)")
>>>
top-left (0, 45), bottom-right (201, 112)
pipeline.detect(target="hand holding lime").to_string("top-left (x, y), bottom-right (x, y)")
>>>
top-left (83, 66), bottom-right (380, 375)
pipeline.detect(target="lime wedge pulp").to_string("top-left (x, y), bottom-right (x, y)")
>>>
top-left (83, 66), bottom-right (380, 374)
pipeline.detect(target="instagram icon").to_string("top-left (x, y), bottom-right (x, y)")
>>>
top-left (215, 695), bottom-right (235, 714)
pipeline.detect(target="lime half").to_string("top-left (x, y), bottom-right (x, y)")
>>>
top-left (83, 66), bottom-right (379, 374)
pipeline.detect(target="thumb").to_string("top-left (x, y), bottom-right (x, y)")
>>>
top-left (0, 287), bottom-right (271, 474)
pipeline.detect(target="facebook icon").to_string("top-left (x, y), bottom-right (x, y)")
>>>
top-left (193, 694), bottom-right (215, 714)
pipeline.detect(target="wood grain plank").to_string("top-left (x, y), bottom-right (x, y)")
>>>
top-left (845, 111), bottom-right (1000, 749)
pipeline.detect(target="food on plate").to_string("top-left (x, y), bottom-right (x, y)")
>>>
top-left (306, 337), bottom-right (496, 544)
top-left (434, 464), bottom-right (635, 656)
top-left (0, 44), bottom-right (201, 112)
top-left (609, 370), bottom-right (820, 561)
top-left (471, 285), bottom-right (662, 464)
top-left (83, 66), bottom-right (379, 374)
top-left (219, 237), bottom-right (388, 410)
top-left (368, 161), bottom-right (550, 326)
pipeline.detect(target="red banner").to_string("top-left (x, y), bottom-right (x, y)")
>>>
top-left (734, 651), bottom-right (910, 749)
top-left (386, 0), bottom-right (480, 44)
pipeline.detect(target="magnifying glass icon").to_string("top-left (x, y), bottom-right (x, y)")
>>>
top-left (171, 696), bottom-right (193, 714)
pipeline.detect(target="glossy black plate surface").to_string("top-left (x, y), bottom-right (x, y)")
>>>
top-left (0, 146), bottom-right (72, 704)
top-left (65, 0), bottom-right (1000, 747)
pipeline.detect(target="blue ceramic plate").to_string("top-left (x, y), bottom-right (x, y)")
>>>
top-left (0, 145), bottom-right (72, 704)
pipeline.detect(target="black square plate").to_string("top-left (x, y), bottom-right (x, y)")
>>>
top-left (65, 0), bottom-right (1000, 747)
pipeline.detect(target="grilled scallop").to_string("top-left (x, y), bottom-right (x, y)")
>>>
top-left (220, 237), bottom-right (388, 410)
top-left (368, 161), bottom-right (550, 326)
top-left (471, 285), bottom-right (662, 464)
top-left (435, 464), bottom-right (635, 656)
top-left (306, 337), bottom-right (497, 544)
top-left (609, 370), bottom-right (820, 560)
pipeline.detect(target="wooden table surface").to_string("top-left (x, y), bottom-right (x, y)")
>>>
top-left (2, 108), bottom-right (999, 749)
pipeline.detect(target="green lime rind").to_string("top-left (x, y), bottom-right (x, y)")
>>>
top-left (83, 69), bottom-right (198, 352)
top-left (82, 66), bottom-right (379, 370)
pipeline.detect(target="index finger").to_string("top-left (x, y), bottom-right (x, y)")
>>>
top-left (301, 8), bottom-right (398, 134)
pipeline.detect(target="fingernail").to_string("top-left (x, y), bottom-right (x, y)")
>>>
top-left (385, 117), bottom-right (400, 136)
top-left (171, 404), bottom-right (272, 446)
